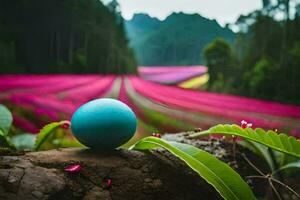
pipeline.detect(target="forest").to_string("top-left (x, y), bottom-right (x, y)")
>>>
top-left (0, 0), bottom-right (136, 74)
top-left (204, 0), bottom-right (300, 104)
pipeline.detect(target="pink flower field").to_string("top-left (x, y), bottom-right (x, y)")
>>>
top-left (1, 74), bottom-right (300, 138)
top-left (138, 66), bottom-right (208, 85)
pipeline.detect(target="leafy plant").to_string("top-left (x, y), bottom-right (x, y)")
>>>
top-left (0, 105), bottom-right (13, 134)
top-left (276, 160), bottom-right (300, 172)
top-left (33, 120), bottom-right (85, 151)
top-left (11, 134), bottom-right (36, 150)
top-left (0, 105), bottom-right (35, 150)
top-left (34, 121), bottom-right (64, 150)
top-left (0, 105), bottom-right (76, 151)
top-left (130, 136), bottom-right (256, 200)
top-left (239, 140), bottom-right (276, 171)
top-left (191, 124), bottom-right (300, 158)
top-left (0, 130), bottom-right (16, 150)
top-left (191, 124), bottom-right (300, 199)
top-left (0, 105), bottom-right (16, 150)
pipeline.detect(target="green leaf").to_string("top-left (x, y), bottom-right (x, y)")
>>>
top-left (0, 105), bottom-right (13, 135)
top-left (53, 137), bottom-right (85, 148)
top-left (11, 134), bottom-right (36, 150)
top-left (34, 121), bottom-right (68, 151)
top-left (278, 160), bottom-right (300, 172)
top-left (239, 140), bottom-right (275, 171)
top-left (280, 152), bottom-right (298, 168)
top-left (191, 124), bottom-right (300, 158)
top-left (130, 136), bottom-right (256, 200)
top-left (0, 130), bottom-right (16, 150)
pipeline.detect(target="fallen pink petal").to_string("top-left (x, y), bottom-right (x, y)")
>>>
top-left (64, 164), bottom-right (82, 173)
top-left (103, 178), bottom-right (112, 189)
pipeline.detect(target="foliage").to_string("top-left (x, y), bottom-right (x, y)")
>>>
top-left (191, 124), bottom-right (300, 158)
top-left (247, 57), bottom-right (278, 98)
top-left (0, 105), bottom-right (81, 151)
top-left (0, 104), bottom-right (16, 149)
top-left (278, 160), bottom-right (300, 172)
top-left (11, 134), bottom-right (36, 150)
top-left (192, 123), bottom-right (300, 198)
top-left (203, 1), bottom-right (300, 104)
top-left (0, 105), bottom-right (16, 149)
top-left (130, 136), bottom-right (256, 200)
top-left (34, 121), bottom-right (68, 151)
top-left (34, 120), bottom-right (84, 151)
top-left (0, 104), bottom-right (13, 134)
top-left (125, 13), bottom-right (235, 65)
top-left (0, 0), bottom-right (136, 74)
top-left (203, 38), bottom-right (236, 92)
top-left (0, 130), bottom-right (16, 150)
top-left (239, 140), bottom-right (276, 171)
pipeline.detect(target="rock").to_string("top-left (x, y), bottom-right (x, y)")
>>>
top-left (0, 133), bottom-right (267, 200)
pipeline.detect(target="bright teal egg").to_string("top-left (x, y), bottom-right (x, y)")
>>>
top-left (71, 98), bottom-right (137, 150)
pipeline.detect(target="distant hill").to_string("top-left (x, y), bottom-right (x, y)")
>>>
top-left (125, 12), bottom-right (235, 66)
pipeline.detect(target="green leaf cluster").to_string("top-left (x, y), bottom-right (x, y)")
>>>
top-left (34, 121), bottom-right (84, 151)
top-left (0, 104), bottom-right (81, 151)
top-left (0, 104), bottom-right (37, 150)
top-left (0, 105), bottom-right (16, 150)
top-left (191, 124), bottom-right (300, 158)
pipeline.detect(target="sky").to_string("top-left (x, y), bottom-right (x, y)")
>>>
top-left (102, 0), bottom-right (262, 26)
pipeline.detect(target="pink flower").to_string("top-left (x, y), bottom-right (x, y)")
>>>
top-left (60, 121), bottom-right (71, 129)
top-left (152, 133), bottom-right (161, 138)
top-left (240, 120), bottom-right (252, 129)
top-left (64, 164), bottom-right (82, 173)
top-left (240, 120), bottom-right (248, 129)
top-left (246, 123), bottom-right (253, 128)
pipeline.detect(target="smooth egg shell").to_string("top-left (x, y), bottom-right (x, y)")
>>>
top-left (71, 98), bottom-right (137, 150)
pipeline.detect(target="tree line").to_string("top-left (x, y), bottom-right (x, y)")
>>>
top-left (0, 0), bottom-right (136, 74)
top-left (204, 0), bottom-right (300, 104)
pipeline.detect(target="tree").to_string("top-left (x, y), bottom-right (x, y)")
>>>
top-left (203, 38), bottom-right (236, 92)
top-left (224, 0), bottom-right (300, 103)
top-left (247, 57), bottom-right (278, 98)
top-left (0, 0), bottom-right (137, 74)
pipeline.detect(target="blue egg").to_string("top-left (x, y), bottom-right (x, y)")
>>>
top-left (71, 98), bottom-right (137, 150)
